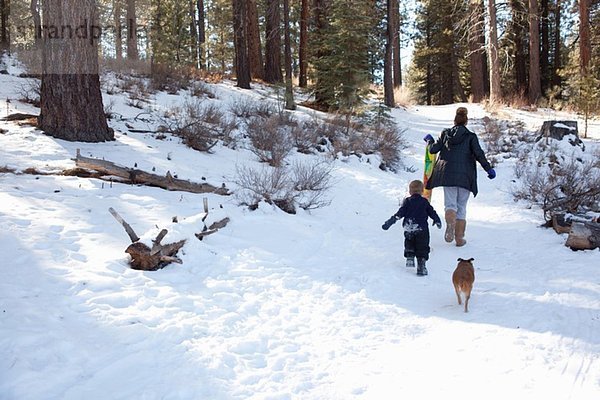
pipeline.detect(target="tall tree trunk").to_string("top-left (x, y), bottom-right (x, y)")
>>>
top-left (31, 0), bottom-right (42, 49)
top-left (579, 0), bottom-right (590, 75)
top-left (511, 0), bottom-right (528, 95)
top-left (391, 0), bottom-right (401, 87)
top-left (114, 0), bottom-right (123, 60)
top-left (265, 0), bottom-right (282, 83)
top-left (126, 0), bottom-right (138, 60)
top-left (384, 0), bottom-right (395, 107)
top-left (39, 0), bottom-right (112, 142)
top-left (540, 0), bottom-right (549, 92)
top-left (528, 0), bottom-right (541, 104)
top-left (247, 0), bottom-right (263, 79)
top-left (0, 0), bottom-right (9, 52)
top-left (189, 0), bottom-right (198, 67)
top-left (552, 0), bottom-right (561, 89)
top-left (469, 0), bottom-right (486, 102)
top-left (232, 0), bottom-right (251, 88)
top-left (197, 0), bottom-right (206, 69)
top-left (487, 0), bottom-right (502, 102)
top-left (299, 0), bottom-right (309, 88)
top-left (283, 0), bottom-right (295, 109)
top-left (425, 18), bottom-right (432, 105)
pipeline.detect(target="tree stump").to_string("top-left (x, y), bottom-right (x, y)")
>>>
top-left (536, 120), bottom-right (584, 149)
top-left (565, 222), bottom-right (600, 251)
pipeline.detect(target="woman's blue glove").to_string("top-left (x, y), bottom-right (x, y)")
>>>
top-left (487, 168), bottom-right (496, 179)
top-left (423, 134), bottom-right (434, 144)
top-left (382, 217), bottom-right (397, 230)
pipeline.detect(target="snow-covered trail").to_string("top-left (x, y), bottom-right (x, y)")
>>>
top-left (1, 69), bottom-right (599, 399)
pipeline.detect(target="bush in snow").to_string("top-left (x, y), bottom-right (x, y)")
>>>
top-left (246, 116), bottom-right (295, 167)
top-left (17, 79), bottom-right (40, 107)
top-left (160, 98), bottom-right (239, 152)
top-left (512, 138), bottom-right (600, 221)
top-left (234, 160), bottom-right (334, 214)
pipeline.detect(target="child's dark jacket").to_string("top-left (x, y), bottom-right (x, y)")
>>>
top-left (385, 194), bottom-right (441, 232)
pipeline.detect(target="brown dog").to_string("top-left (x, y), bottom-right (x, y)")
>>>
top-left (452, 258), bottom-right (475, 312)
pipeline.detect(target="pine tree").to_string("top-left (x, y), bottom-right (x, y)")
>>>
top-left (127, 0), bottom-right (138, 60)
top-left (265, 0), bottom-right (283, 83)
top-left (232, 0), bottom-right (250, 88)
top-left (39, 0), bottom-right (112, 142)
top-left (528, 0), bottom-right (542, 104)
top-left (310, 0), bottom-right (376, 110)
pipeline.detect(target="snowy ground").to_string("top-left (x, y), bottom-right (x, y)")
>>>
top-left (1, 58), bottom-right (599, 399)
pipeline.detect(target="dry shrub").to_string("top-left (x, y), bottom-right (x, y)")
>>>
top-left (292, 119), bottom-right (322, 154)
top-left (513, 151), bottom-right (600, 220)
top-left (189, 81), bottom-right (216, 98)
top-left (161, 98), bottom-right (239, 152)
top-left (246, 116), bottom-right (294, 167)
top-left (229, 97), bottom-right (255, 118)
top-left (17, 79), bottom-right (40, 107)
top-left (394, 86), bottom-right (415, 108)
top-left (0, 165), bottom-right (16, 173)
top-left (234, 165), bottom-right (293, 211)
top-left (150, 63), bottom-right (191, 93)
top-left (289, 160), bottom-right (334, 210)
top-left (234, 160), bottom-right (334, 214)
top-left (363, 125), bottom-right (407, 170)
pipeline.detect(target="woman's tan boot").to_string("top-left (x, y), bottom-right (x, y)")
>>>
top-left (445, 210), bottom-right (457, 243)
top-left (455, 219), bottom-right (467, 247)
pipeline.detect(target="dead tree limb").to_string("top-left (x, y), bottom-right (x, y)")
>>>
top-left (109, 207), bottom-right (140, 243)
top-left (75, 149), bottom-right (229, 195)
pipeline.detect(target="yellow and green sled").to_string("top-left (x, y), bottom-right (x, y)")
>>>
top-left (423, 144), bottom-right (436, 202)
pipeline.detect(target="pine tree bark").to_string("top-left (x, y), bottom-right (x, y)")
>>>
top-left (39, 0), bottom-right (113, 142)
top-left (0, 0), bottom-right (9, 52)
top-left (265, 0), bottom-right (283, 83)
top-left (579, 0), bottom-right (591, 75)
top-left (469, 0), bottom-right (486, 102)
top-left (31, 0), bottom-right (42, 49)
top-left (232, 0), bottom-right (251, 88)
top-left (391, 0), bottom-right (401, 88)
top-left (510, 0), bottom-right (528, 96)
top-left (247, 0), bottom-right (263, 79)
top-left (114, 0), bottom-right (123, 60)
top-left (528, 0), bottom-right (542, 104)
top-left (384, 0), bottom-right (395, 107)
top-left (197, 0), bottom-right (206, 69)
top-left (189, 0), bottom-right (198, 67)
top-left (540, 0), bottom-right (549, 92)
top-left (283, 0), bottom-right (295, 110)
top-left (299, 0), bottom-right (309, 88)
top-left (126, 0), bottom-right (138, 60)
top-left (487, 0), bottom-right (501, 102)
top-left (552, 0), bottom-right (561, 88)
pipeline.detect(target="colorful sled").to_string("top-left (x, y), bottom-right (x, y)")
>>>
top-left (423, 142), bottom-right (436, 202)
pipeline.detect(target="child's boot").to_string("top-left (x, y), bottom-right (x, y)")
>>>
top-left (405, 257), bottom-right (415, 268)
top-left (416, 258), bottom-right (428, 276)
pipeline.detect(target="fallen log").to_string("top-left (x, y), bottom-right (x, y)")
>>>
top-left (75, 149), bottom-right (229, 195)
top-left (565, 222), bottom-right (600, 251)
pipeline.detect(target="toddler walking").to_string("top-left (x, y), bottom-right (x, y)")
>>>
top-left (382, 180), bottom-right (442, 276)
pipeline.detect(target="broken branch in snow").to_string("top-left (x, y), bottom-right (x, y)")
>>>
top-left (109, 207), bottom-right (140, 243)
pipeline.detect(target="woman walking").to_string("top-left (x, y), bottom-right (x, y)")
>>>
top-left (423, 107), bottom-right (495, 247)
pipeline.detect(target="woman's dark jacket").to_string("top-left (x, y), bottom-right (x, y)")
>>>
top-left (425, 125), bottom-right (492, 197)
